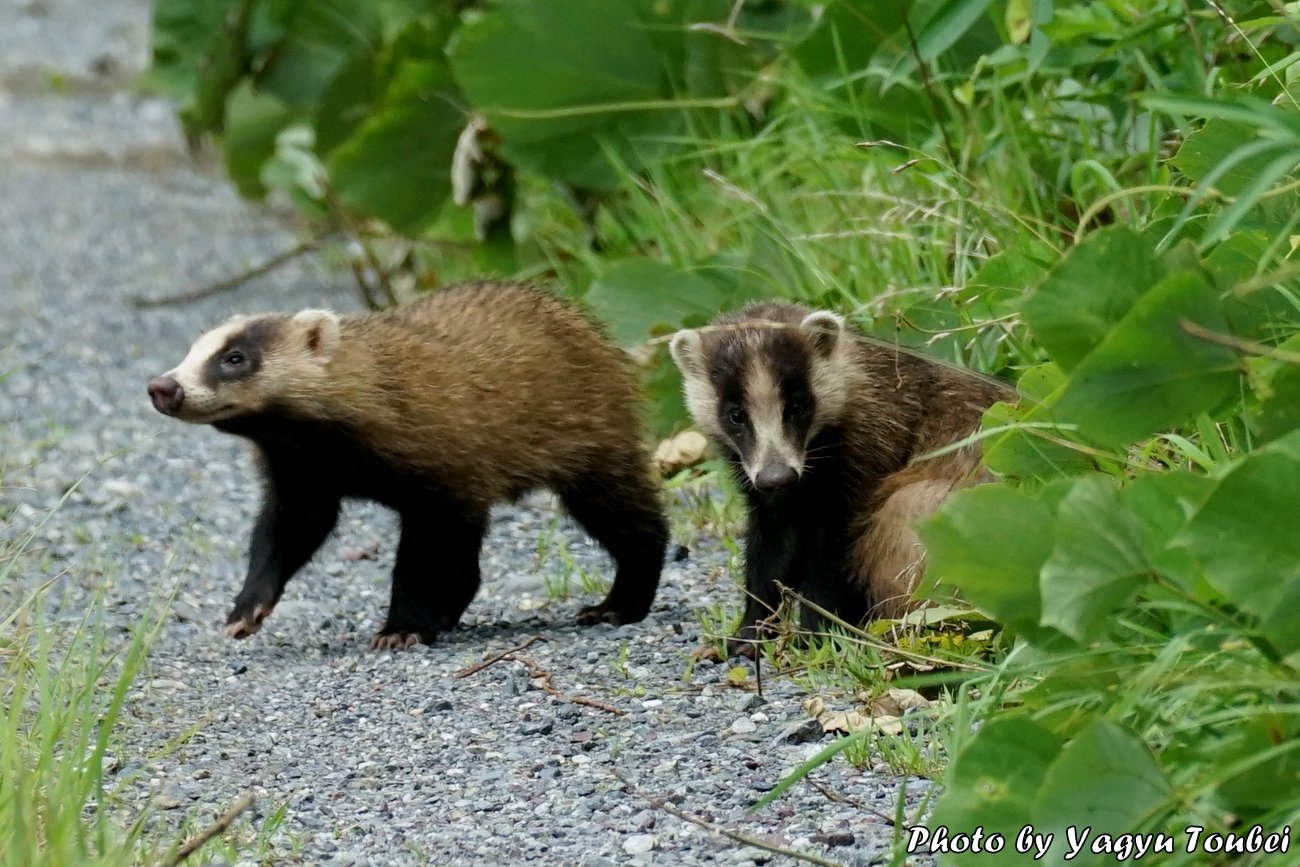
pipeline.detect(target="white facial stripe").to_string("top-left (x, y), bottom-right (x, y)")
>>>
top-left (169, 319), bottom-right (248, 391)
top-left (806, 348), bottom-right (849, 428)
top-left (742, 358), bottom-right (803, 479)
top-left (682, 373), bottom-right (721, 440)
top-left (164, 316), bottom-right (259, 422)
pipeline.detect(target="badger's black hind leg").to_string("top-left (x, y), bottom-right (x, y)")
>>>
top-left (558, 468), bottom-right (668, 626)
top-left (373, 506), bottom-right (487, 650)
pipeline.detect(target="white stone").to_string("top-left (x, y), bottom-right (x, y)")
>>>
top-left (623, 834), bottom-right (656, 855)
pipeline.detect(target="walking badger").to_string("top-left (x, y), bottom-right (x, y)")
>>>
top-left (147, 282), bottom-right (668, 649)
top-left (670, 302), bottom-right (1011, 656)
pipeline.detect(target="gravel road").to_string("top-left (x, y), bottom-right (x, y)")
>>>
top-left (0, 3), bottom-right (929, 865)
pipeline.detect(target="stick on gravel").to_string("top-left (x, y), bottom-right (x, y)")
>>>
top-left (163, 791), bottom-right (255, 867)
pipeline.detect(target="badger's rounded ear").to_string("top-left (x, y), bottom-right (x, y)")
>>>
top-left (292, 309), bottom-right (341, 362)
top-left (669, 329), bottom-right (704, 377)
top-left (800, 310), bottom-right (845, 358)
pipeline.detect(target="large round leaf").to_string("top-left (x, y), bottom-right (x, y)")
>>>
top-left (326, 58), bottom-right (463, 235)
top-left (447, 0), bottom-right (671, 189)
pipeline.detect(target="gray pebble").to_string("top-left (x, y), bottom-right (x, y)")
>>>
top-left (623, 834), bottom-right (656, 855)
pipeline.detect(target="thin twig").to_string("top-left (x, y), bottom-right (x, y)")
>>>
top-left (901, 10), bottom-right (961, 178)
top-left (453, 635), bottom-right (546, 679)
top-left (1181, 320), bottom-right (1300, 364)
top-left (454, 637), bottom-right (623, 715)
top-left (130, 239), bottom-right (323, 308)
top-left (163, 791), bottom-right (255, 867)
top-left (513, 655), bottom-right (624, 715)
top-left (612, 771), bottom-right (846, 867)
top-left (806, 778), bottom-right (897, 827)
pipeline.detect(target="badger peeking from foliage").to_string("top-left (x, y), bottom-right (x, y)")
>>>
top-left (670, 302), bottom-right (1012, 657)
top-left (147, 282), bottom-right (668, 650)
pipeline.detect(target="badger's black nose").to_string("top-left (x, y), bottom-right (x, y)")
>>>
top-left (147, 376), bottom-right (184, 416)
top-left (753, 462), bottom-right (798, 493)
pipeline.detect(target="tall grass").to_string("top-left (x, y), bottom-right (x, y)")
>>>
top-left (0, 477), bottom-right (163, 865)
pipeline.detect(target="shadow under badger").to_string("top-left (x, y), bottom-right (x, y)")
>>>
top-left (147, 282), bottom-right (667, 649)
top-left (670, 302), bottom-right (1012, 657)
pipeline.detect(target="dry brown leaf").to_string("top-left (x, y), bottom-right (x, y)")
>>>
top-left (865, 688), bottom-right (931, 717)
top-left (803, 696), bottom-right (905, 736)
top-left (654, 430), bottom-right (709, 476)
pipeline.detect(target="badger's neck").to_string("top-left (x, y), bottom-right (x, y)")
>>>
top-left (835, 343), bottom-right (927, 475)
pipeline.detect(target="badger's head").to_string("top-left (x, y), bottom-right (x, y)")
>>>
top-left (669, 305), bottom-right (852, 496)
top-left (147, 309), bottom-right (341, 425)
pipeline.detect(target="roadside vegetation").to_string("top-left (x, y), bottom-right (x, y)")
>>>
top-left (10, 1), bottom-right (1295, 864)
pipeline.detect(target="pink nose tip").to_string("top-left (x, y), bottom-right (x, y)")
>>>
top-left (147, 376), bottom-right (184, 416)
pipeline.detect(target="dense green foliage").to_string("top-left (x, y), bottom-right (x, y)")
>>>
top-left (152, 1), bottom-right (1300, 863)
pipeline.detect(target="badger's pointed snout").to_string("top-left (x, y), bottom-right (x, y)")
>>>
top-left (753, 461), bottom-right (798, 493)
top-left (147, 376), bottom-right (184, 416)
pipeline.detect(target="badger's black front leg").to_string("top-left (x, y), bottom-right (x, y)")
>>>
top-left (225, 476), bottom-right (341, 639)
top-left (371, 505), bottom-right (488, 650)
top-left (728, 506), bottom-right (803, 658)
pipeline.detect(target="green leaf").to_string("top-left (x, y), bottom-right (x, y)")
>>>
top-left (585, 258), bottom-right (734, 348)
top-left (1253, 335), bottom-right (1300, 442)
top-left (326, 59), bottom-right (463, 234)
top-left (1021, 227), bottom-right (1165, 372)
top-left (255, 0), bottom-right (382, 109)
top-left (190, 0), bottom-right (257, 135)
top-left (1202, 146), bottom-right (1300, 244)
top-left (448, 0), bottom-right (670, 189)
top-left (1144, 93), bottom-right (1300, 142)
top-left (982, 364), bottom-right (1096, 481)
top-left (314, 52), bottom-right (376, 157)
top-left (221, 82), bottom-right (293, 198)
top-left (1039, 476), bottom-right (1149, 644)
top-left (929, 717), bottom-right (1062, 864)
top-left (1214, 715), bottom-right (1300, 812)
top-left (1004, 0), bottom-right (1034, 44)
top-left (790, 0), bottom-right (906, 78)
top-left (919, 485), bottom-right (1067, 646)
top-left (1173, 431), bottom-right (1300, 655)
top-left (1118, 471), bottom-right (1213, 595)
top-left (913, 0), bottom-right (995, 62)
top-left (1171, 119), bottom-right (1297, 198)
top-left (1052, 269), bottom-right (1240, 447)
top-left (150, 0), bottom-right (241, 108)
top-left (1032, 720), bottom-right (1172, 867)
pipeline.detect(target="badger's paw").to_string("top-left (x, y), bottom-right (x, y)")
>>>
top-left (576, 599), bottom-right (650, 626)
top-left (222, 603), bottom-right (273, 639)
top-left (691, 643), bottom-right (724, 663)
top-left (575, 602), bottom-right (623, 626)
top-left (370, 629), bottom-right (429, 651)
top-left (724, 638), bottom-right (759, 660)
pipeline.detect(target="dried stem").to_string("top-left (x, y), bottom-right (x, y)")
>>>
top-left (130, 238), bottom-right (324, 309)
top-left (163, 791), bottom-right (255, 867)
top-left (454, 636), bottom-right (624, 715)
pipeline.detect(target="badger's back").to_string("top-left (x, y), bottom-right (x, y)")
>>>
top-left (312, 283), bottom-right (648, 504)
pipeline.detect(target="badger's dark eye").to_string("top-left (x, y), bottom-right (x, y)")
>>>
top-left (222, 351), bottom-right (245, 368)
top-left (726, 407), bottom-right (746, 427)
top-left (786, 399), bottom-right (804, 417)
